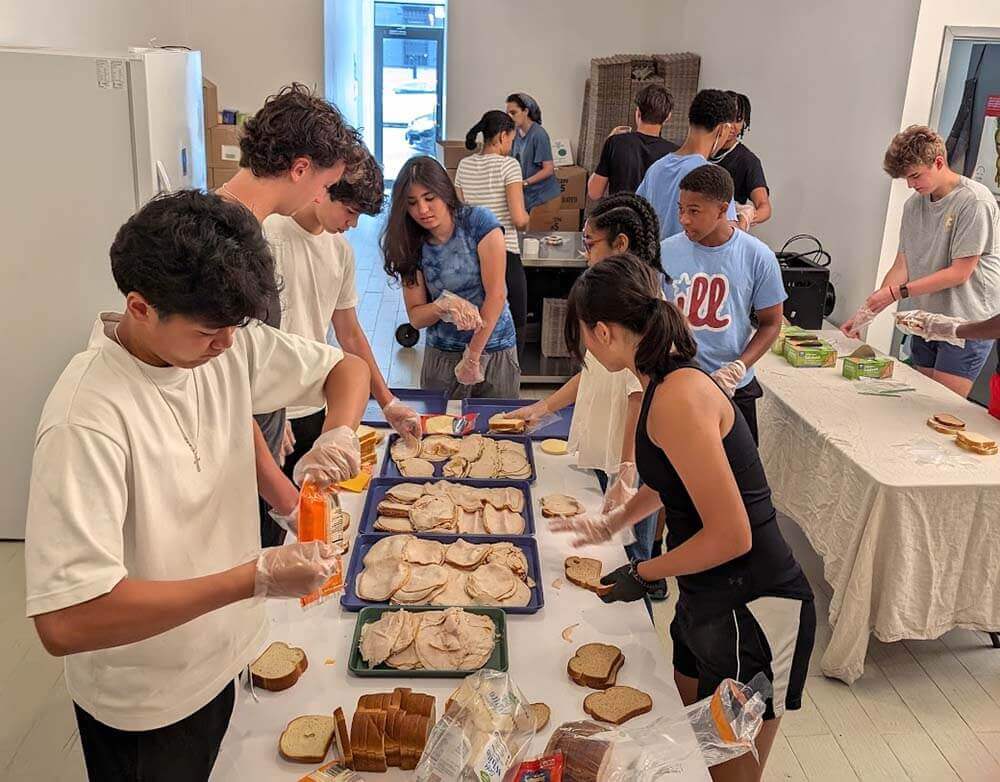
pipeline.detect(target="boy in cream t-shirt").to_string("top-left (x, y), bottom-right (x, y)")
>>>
top-left (24, 191), bottom-right (370, 781)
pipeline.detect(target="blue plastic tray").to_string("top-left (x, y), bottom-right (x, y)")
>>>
top-left (379, 434), bottom-right (536, 484)
top-left (362, 389), bottom-right (448, 428)
top-left (460, 398), bottom-right (574, 440)
top-left (358, 477), bottom-right (536, 537)
top-left (341, 533), bottom-right (544, 615)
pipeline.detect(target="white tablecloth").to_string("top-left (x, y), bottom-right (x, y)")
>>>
top-left (757, 330), bottom-right (1000, 684)
top-left (212, 416), bottom-right (710, 780)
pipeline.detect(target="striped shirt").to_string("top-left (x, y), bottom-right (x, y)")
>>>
top-left (455, 153), bottom-right (523, 254)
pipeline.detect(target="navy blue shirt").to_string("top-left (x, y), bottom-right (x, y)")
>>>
top-left (419, 206), bottom-right (516, 353)
top-left (512, 122), bottom-right (562, 210)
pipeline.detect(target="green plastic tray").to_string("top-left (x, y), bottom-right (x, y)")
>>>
top-left (348, 605), bottom-right (508, 678)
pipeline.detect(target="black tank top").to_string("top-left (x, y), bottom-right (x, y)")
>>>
top-left (636, 360), bottom-right (812, 619)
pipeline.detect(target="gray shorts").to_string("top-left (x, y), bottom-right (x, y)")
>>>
top-left (421, 345), bottom-right (521, 400)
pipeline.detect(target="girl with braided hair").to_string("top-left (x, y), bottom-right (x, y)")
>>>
top-left (510, 193), bottom-right (669, 604)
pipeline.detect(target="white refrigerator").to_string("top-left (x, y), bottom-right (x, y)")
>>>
top-left (0, 46), bottom-right (206, 539)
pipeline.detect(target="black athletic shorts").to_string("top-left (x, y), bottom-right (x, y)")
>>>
top-left (670, 594), bottom-right (815, 719)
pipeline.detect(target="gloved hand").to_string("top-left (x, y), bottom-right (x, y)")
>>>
top-left (292, 425), bottom-right (361, 487)
top-left (895, 310), bottom-right (966, 347)
top-left (278, 421), bottom-right (296, 467)
top-left (598, 562), bottom-right (658, 604)
top-left (735, 203), bottom-right (755, 231)
top-left (549, 506), bottom-right (629, 547)
top-left (840, 305), bottom-right (878, 339)
top-left (432, 291), bottom-right (483, 332)
top-left (602, 462), bottom-right (638, 514)
top-left (865, 286), bottom-right (897, 315)
top-left (253, 541), bottom-right (341, 598)
top-left (268, 505), bottom-right (299, 535)
top-left (383, 397), bottom-right (421, 446)
top-left (454, 346), bottom-right (486, 386)
top-left (507, 399), bottom-right (552, 426)
top-left (711, 360), bottom-right (747, 397)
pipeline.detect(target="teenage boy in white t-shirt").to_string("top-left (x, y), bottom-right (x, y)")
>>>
top-left (263, 149), bottom-right (422, 498)
top-left (25, 191), bottom-right (371, 781)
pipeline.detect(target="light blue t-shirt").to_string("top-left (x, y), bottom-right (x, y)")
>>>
top-left (512, 122), bottom-right (562, 211)
top-left (637, 153), bottom-right (738, 239)
top-left (419, 206), bottom-right (516, 353)
top-left (661, 228), bottom-right (786, 387)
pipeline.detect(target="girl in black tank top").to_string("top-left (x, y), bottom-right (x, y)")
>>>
top-left (556, 255), bottom-right (815, 777)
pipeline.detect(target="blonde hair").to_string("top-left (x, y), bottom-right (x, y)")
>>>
top-left (883, 125), bottom-right (947, 178)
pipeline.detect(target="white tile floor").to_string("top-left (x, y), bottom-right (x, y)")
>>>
top-left (3, 216), bottom-right (999, 780)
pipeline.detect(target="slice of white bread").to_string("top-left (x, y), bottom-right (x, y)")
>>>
top-left (568, 643), bottom-right (624, 690)
top-left (583, 685), bottom-right (653, 725)
top-left (334, 707), bottom-right (352, 770)
top-left (278, 715), bottom-right (336, 763)
top-left (250, 641), bottom-right (307, 692)
top-left (956, 430), bottom-right (997, 448)
top-left (489, 413), bottom-right (526, 433)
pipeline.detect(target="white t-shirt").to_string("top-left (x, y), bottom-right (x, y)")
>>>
top-left (455, 153), bottom-right (523, 254)
top-left (264, 214), bottom-right (359, 419)
top-left (24, 313), bottom-right (344, 731)
top-left (567, 353), bottom-right (643, 473)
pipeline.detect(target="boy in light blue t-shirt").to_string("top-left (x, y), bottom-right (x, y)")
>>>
top-left (661, 164), bottom-right (786, 442)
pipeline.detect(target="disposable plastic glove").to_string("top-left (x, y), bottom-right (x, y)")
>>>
top-left (602, 462), bottom-right (638, 514)
top-left (840, 305), bottom-right (878, 339)
top-left (895, 310), bottom-right (966, 347)
top-left (253, 541), bottom-right (341, 598)
top-left (383, 397), bottom-right (421, 446)
top-left (506, 399), bottom-right (552, 426)
top-left (598, 562), bottom-right (658, 603)
top-left (278, 421), bottom-right (296, 467)
top-left (549, 506), bottom-right (629, 548)
top-left (292, 425), bottom-right (361, 487)
top-left (268, 505), bottom-right (298, 535)
top-left (711, 360), bottom-right (747, 397)
top-left (432, 290), bottom-right (483, 332)
top-left (454, 346), bottom-right (485, 386)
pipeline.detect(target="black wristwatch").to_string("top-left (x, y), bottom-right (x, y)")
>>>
top-left (899, 283), bottom-right (909, 299)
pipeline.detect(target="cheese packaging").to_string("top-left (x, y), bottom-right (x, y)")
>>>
top-left (843, 356), bottom-right (894, 380)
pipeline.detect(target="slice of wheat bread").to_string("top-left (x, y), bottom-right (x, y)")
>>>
top-left (249, 641), bottom-right (307, 692)
top-left (529, 702), bottom-right (551, 732)
top-left (333, 707), bottom-right (352, 770)
top-left (564, 556), bottom-right (610, 594)
top-left (932, 413), bottom-right (965, 430)
top-left (583, 685), bottom-right (653, 725)
top-left (568, 643), bottom-right (624, 689)
top-left (278, 715), bottom-right (336, 763)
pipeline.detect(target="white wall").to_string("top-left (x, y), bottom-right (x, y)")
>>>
top-left (647, 0), bottom-right (920, 327)
top-left (325, 0), bottom-right (365, 129)
top-left (0, 0), bottom-right (184, 50)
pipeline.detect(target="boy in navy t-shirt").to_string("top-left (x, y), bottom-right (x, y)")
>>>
top-left (661, 164), bottom-right (786, 442)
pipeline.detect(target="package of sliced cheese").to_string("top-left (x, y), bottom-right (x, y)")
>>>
top-left (415, 669), bottom-right (536, 782)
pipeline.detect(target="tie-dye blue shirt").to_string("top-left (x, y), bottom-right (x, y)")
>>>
top-left (419, 206), bottom-right (516, 352)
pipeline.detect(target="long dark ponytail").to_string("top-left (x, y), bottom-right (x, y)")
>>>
top-left (380, 156), bottom-right (461, 287)
top-left (505, 92), bottom-right (542, 124)
top-left (466, 110), bottom-right (515, 150)
top-left (586, 193), bottom-right (664, 276)
top-left (565, 254), bottom-right (696, 382)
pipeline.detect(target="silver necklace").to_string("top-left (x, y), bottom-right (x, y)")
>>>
top-left (218, 182), bottom-right (255, 215)
top-left (114, 322), bottom-right (202, 472)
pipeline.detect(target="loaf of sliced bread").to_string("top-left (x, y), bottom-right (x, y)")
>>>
top-left (250, 641), bottom-right (308, 691)
top-left (583, 685), bottom-right (653, 725)
top-left (278, 715), bottom-right (336, 763)
top-left (568, 643), bottom-right (624, 690)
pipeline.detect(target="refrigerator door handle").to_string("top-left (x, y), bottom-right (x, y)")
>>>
top-left (155, 160), bottom-right (172, 194)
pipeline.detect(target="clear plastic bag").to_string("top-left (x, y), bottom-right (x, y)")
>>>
top-left (545, 674), bottom-right (770, 781)
top-left (415, 669), bottom-right (536, 782)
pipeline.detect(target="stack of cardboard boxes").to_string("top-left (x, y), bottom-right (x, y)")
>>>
top-left (435, 140), bottom-right (588, 233)
top-left (202, 78), bottom-right (239, 190)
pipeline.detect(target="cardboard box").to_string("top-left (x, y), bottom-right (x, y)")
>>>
top-left (843, 356), bottom-right (894, 380)
top-left (209, 124), bottom-right (242, 169)
top-left (556, 165), bottom-right (587, 209)
top-left (208, 166), bottom-right (237, 190)
top-left (771, 325), bottom-right (815, 355)
top-left (784, 339), bottom-right (836, 368)
top-left (436, 140), bottom-right (474, 169)
top-left (202, 78), bottom-right (218, 129)
top-left (529, 208), bottom-right (581, 232)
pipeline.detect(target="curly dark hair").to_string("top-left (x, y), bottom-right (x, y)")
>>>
top-left (679, 164), bottom-right (734, 204)
top-left (239, 83), bottom-right (363, 177)
top-left (636, 84), bottom-right (673, 125)
top-left (586, 192), bottom-right (664, 276)
top-left (110, 190), bottom-right (278, 327)
top-left (688, 89), bottom-right (737, 132)
top-left (328, 146), bottom-right (384, 215)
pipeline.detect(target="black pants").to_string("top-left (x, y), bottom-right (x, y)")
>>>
top-left (281, 410), bottom-right (326, 484)
top-left (505, 251), bottom-right (527, 358)
top-left (74, 681), bottom-right (235, 782)
top-left (733, 377), bottom-right (763, 445)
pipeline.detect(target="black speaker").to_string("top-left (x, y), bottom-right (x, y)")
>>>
top-left (775, 235), bottom-right (832, 330)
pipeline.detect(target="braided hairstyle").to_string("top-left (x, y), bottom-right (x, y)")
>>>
top-left (726, 91), bottom-right (752, 137)
top-left (586, 192), bottom-right (665, 277)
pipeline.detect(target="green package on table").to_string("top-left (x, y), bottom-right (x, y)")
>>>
top-left (842, 356), bottom-right (894, 380)
top-left (784, 339), bottom-right (837, 368)
top-left (771, 325), bottom-right (811, 355)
